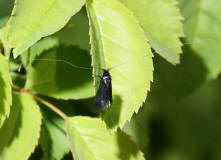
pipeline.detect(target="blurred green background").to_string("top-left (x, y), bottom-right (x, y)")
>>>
top-left (124, 54), bottom-right (221, 160)
top-left (1, 0), bottom-right (221, 159)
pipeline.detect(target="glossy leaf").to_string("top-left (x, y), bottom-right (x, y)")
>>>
top-left (66, 116), bottom-right (145, 160)
top-left (120, 0), bottom-right (184, 64)
top-left (2, 0), bottom-right (85, 57)
top-left (0, 54), bottom-right (12, 127)
top-left (86, 0), bottom-right (153, 130)
top-left (0, 92), bottom-right (42, 160)
top-left (25, 45), bottom-right (94, 99)
top-left (178, 0), bottom-right (221, 78)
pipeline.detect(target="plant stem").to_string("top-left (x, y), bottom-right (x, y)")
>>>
top-left (13, 88), bottom-right (67, 119)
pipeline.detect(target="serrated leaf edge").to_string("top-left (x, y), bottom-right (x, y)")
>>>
top-left (22, 94), bottom-right (42, 159)
top-left (65, 117), bottom-right (97, 160)
top-left (115, 0), bottom-right (153, 130)
top-left (65, 116), bottom-right (146, 160)
top-left (86, 0), bottom-right (154, 131)
top-left (3, 0), bottom-right (86, 58)
top-left (0, 54), bottom-right (12, 127)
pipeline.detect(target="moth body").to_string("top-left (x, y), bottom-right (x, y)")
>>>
top-left (93, 69), bottom-right (112, 110)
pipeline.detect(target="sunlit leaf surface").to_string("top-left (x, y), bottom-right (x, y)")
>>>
top-left (2, 0), bottom-right (85, 57)
top-left (86, 0), bottom-right (153, 130)
top-left (0, 54), bottom-right (11, 127)
top-left (0, 92), bottom-right (42, 160)
top-left (66, 116), bottom-right (145, 160)
top-left (121, 0), bottom-right (184, 64)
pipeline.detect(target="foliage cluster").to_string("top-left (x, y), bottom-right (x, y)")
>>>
top-left (0, 0), bottom-right (221, 159)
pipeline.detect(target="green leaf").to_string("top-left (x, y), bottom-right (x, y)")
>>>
top-left (20, 37), bottom-right (59, 67)
top-left (39, 98), bottom-right (75, 160)
top-left (0, 0), bottom-right (13, 19)
top-left (86, 0), bottom-right (153, 130)
top-left (123, 108), bottom-right (149, 151)
top-left (0, 0), bottom-right (13, 29)
top-left (0, 16), bottom-right (9, 28)
top-left (153, 47), bottom-right (208, 97)
top-left (11, 72), bottom-right (26, 89)
top-left (0, 92), bottom-right (42, 160)
top-left (2, 0), bottom-right (85, 58)
top-left (40, 114), bottom-right (69, 160)
top-left (0, 54), bottom-right (12, 127)
top-left (178, 0), bottom-right (221, 78)
top-left (0, 28), bottom-right (11, 58)
top-left (55, 8), bottom-right (90, 51)
top-left (122, 99), bottom-right (154, 157)
top-left (66, 116), bottom-right (145, 160)
top-left (25, 45), bottom-right (94, 100)
top-left (9, 61), bottom-right (20, 71)
top-left (120, 0), bottom-right (184, 64)
top-left (0, 0), bottom-right (13, 57)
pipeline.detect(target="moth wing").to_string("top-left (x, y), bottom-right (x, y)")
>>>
top-left (106, 80), bottom-right (112, 107)
top-left (93, 79), bottom-right (112, 110)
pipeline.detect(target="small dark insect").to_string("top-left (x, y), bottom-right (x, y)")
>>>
top-left (93, 69), bottom-right (112, 110)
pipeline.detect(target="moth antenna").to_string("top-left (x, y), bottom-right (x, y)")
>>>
top-left (108, 38), bottom-right (214, 70)
top-left (34, 58), bottom-right (101, 70)
top-left (33, 38), bottom-right (213, 72)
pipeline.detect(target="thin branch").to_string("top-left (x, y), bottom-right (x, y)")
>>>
top-left (13, 88), bottom-right (67, 119)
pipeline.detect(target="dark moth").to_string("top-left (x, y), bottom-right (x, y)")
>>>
top-left (93, 69), bottom-right (112, 110)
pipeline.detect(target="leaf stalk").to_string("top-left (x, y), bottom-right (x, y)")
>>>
top-left (12, 88), bottom-right (67, 119)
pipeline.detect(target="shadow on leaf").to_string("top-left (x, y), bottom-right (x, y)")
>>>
top-left (153, 41), bottom-right (209, 97)
top-left (0, 72), bottom-right (7, 125)
top-left (27, 45), bottom-right (94, 99)
top-left (117, 130), bottom-right (139, 160)
top-left (0, 93), bottom-right (22, 154)
top-left (102, 95), bottom-right (122, 129)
